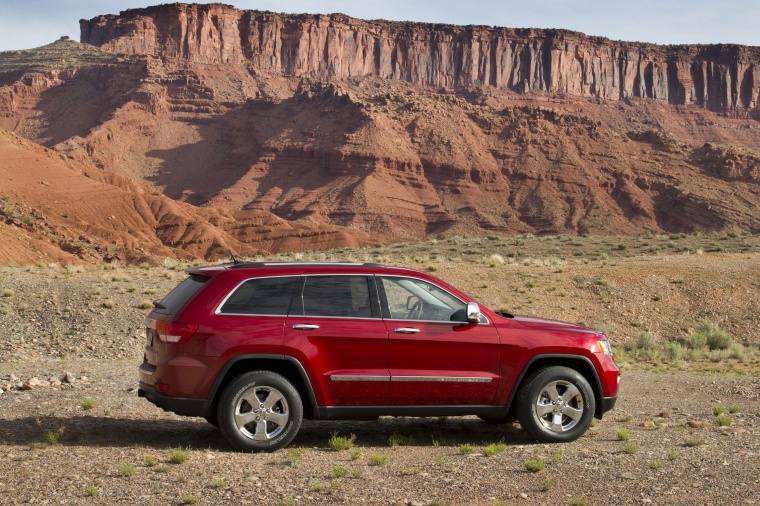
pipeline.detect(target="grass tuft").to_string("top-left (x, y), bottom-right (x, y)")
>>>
top-left (80, 398), bottom-right (95, 410)
top-left (369, 454), bottom-right (389, 466)
top-left (524, 459), bottom-right (545, 473)
top-left (168, 446), bottom-right (190, 464)
top-left (328, 432), bottom-right (356, 451)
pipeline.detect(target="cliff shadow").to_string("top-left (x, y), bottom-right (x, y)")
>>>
top-left (145, 95), bottom-right (371, 208)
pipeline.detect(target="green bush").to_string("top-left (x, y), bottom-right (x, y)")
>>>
top-left (328, 433), bottom-right (355, 451)
top-left (524, 459), bottom-right (545, 473)
top-left (694, 321), bottom-right (732, 350)
top-left (663, 341), bottom-right (684, 361)
top-left (636, 332), bottom-right (656, 350)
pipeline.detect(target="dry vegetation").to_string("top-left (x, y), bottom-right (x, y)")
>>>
top-left (0, 233), bottom-right (759, 505)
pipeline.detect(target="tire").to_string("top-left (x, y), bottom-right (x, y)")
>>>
top-left (478, 413), bottom-right (517, 425)
top-left (204, 414), bottom-right (219, 427)
top-left (217, 371), bottom-right (303, 452)
top-left (516, 366), bottom-right (595, 443)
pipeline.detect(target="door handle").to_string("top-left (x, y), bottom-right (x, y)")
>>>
top-left (394, 327), bottom-right (420, 334)
top-left (292, 324), bottom-right (320, 330)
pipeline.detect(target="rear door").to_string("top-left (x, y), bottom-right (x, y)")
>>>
top-left (283, 274), bottom-right (389, 406)
top-left (378, 275), bottom-right (501, 406)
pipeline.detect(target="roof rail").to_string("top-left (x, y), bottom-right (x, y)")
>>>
top-left (226, 261), bottom-right (386, 269)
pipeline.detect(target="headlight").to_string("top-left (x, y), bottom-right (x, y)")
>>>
top-left (596, 338), bottom-right (613, 356)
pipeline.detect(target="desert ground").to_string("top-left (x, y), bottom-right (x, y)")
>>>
top-left (1, 234), bottom-right (759, 505)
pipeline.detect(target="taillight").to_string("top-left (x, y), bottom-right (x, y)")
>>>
top-left (156, 321), bottom-right (199, 344)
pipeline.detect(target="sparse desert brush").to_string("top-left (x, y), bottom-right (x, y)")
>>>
top-left (524, 459), bottom-right (545, 473)
top-left (118, 464), bottom-right (136, 477)
top-left (102, 299), bottom-right (115, 309)
top-left (458, 443), bottom-right (475, 454)
top-left (370, 454), bottom-right (389, 466)
top-left (80, 398), bottom-right (95, 410)
top-left (716, 415), bottom-right (732, 426)
top-left (181, 495), bottom-right (198, 504)
top-left (388, 432), bottom-right (415, 447)
top-left (685, 438), bottom-right (705, 447)
top-left (693, 321), bottom-right (732, 350)
top-left (484, 442), bottom-right (507, 457)
top-left (636, 332), bottom-right (656, 350)
top-left (623, 441), bottom-right (639, 454)
top-left (648, 459), bottom-right (664, 469)
top-left (145, 455), bottom-right (158, 467)
top-left (663, 341), bottom-right (684, 361)
top-left (84, 485), bottom-right (98, 497)
top-left (350, 448), bottom-right (362, 460)
top-left (667, 449), bottom-right (679, 460)
top-left (328, 433), bottom-right (355, 451)
top-left (329, 465), bottom-right (348, 479)
top-left (712, 404), bottom-right (724, 416)
top-left (540, 478), bottom-right (553, 491)
top-left (169, 446), bottom-right (190, 464)
top-left (489, 253), bottom-right (505, 265)
top-left (137, 300), bottom-right (153, 309)
top-left (210, 479), bottom-right (225, 488)
top-left (45, 428), bottom-right (63, 445)
top-left (616, 428), bottom-right (630, 441)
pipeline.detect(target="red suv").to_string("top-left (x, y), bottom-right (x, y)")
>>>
top-left (139, 262), bottom-right (619, 451)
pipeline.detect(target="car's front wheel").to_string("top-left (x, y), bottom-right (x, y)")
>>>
top-left (217, 371), bottom-right (303, 452)
top-left (516, 366), bottom-right (595, 443)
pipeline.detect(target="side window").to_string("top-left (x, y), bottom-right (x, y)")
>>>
top-left (218, 276), bottom-right (299, 315)
top-left (292, 276), bottom-right (373, 318)
top-left (380, 276), bottom-right (467, 322)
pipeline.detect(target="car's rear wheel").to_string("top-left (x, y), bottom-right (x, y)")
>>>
top-left (516, 366), bottom-right (595, 443)
top-left (217, 371), bottom-right (303, 452)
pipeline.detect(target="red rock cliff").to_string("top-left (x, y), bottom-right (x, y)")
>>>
top-left (78, 4), bottom-right (757, 115)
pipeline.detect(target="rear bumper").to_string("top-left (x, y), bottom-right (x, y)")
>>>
top-left (138, 382), bottom-right (209, 417)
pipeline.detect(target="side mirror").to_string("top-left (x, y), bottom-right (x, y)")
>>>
top-left (466, 302), bottom-right (481, 323)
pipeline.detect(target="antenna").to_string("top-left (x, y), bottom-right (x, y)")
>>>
top-left (218, 234), bottom-right (242, 265)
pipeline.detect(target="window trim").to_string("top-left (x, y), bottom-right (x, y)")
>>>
top-left (214, 275), bottom-right (300, 316)
top-left (376, 275), bottom-right (490, 325)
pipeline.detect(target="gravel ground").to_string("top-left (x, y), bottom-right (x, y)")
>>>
top-left (0, 253), bottom-right (758, 505)
top-left (0, 363), bottom-right (758, 506)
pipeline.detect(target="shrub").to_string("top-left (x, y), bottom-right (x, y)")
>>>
top-left (484, 442), bottom-right (507, 457)
top-left (524, 459), bottom-right (545, 473)
top-left (458, 443), bottom-right (475, 454)
top-left (84, 485), bottom-right (98, 497)
top-left (616, 428), bottom-right (630, 441)
top-left (624, 442), bottom-right (639, 454)
top-left (687, 332), bottom-right (707, 351)
top-left (330, 465), bottom-right (348, 479)
top-left (118, 464), bottom-right (136, 477)
top-left (102, 299), bottom-right (115, 309)
top-left (648, 460), bottom-right (663, 469)
top-left (685, 439), bottom-right (704, 447)
top-left (181, 495), bottom-right (198, 504)
top-left (388, 432), bottom-right (415, 447)
top-left (716, 415), bottom-right (732, 427)
top-left (138, 300), bottom-right (153, 309)
top-left (667, 449), bottom-right (679, 460)
top-left (636, 332), bottom-right (656, 350)
top-left (712, 405), bottom-right (724, 416)
top-left (80, 398), bottom-right (95, 410)
top-left (328, 433), bottom-right (355, 451)
top-left (45, 428), bottom-right (63, 445)
top-left (369, 454), bottom-right (389, 466)
top-left (2, 288), bottom-right (13, 297)
top-left (663, 341), bottom-right (684, 361)
top-left (349, 449), bottom-right (362, 460)
top-left (694, 321), bottom-right (732, 350)
top-left (540, 478), bottom-right (553, 492)
top-left (728, 404), bottom-right (740, 414)
top-left (210, 479), bottom-right (225, 488)
top-left (568, 500), bottom-right (589, 506)
top-left (145, 456), bottom-right (158, 467)
top-left (169, 446), bottom-right (190, 464)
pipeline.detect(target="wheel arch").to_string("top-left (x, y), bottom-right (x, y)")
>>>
top-left (506, 354), bottom-right (605, 418)
top-left (204, 354), bottom-right (318, 419)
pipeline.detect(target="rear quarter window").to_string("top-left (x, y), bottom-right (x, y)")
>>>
top-left (154, 274), bottom-right (209, 314)
top-left (218, 276), bottom-right (299, 315)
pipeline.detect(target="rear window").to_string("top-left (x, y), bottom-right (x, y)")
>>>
top-left (218, 276), bottom-right (299, 315)
top-left (155, 274), bottom-right (209, 314)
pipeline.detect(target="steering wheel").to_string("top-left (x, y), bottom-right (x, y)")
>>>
top-left (407, 300), bottom-right (422, 320)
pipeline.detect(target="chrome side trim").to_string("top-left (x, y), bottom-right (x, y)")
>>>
top-left (394, 327), bottom-right (420, 334)
top-left (330, 375), bottom-right (390, 382)
top-left (391, 376), bottom-right (493, 383)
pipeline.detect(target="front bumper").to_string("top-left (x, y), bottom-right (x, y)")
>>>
top-left (138, 382), bottom-right (209, 417)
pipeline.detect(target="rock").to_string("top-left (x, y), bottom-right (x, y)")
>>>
top-left (80, 376), bottom-right (88, 382)
top-left (9, 374), bottom-right (18, 382)
top-left (659, 411), bottom-right (671, 418)
top-left (63, 371), bottom-right (76, 384)
top-left (50, 379), bottom-right (61, 387)
top-left (721, 427), bottom-right (746, 434)
top-left (687, 421), bottom-right (704, 428)
top-left (81, 4), bottom-right (760, 115)
top-left (519, 493), bottom-right (528, 499)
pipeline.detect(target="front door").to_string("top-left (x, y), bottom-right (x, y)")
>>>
top-left (378, 275), bottom-right (501, 405)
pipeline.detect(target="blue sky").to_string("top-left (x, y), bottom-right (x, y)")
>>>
top-left (1, 0), bottom-right (758, 51)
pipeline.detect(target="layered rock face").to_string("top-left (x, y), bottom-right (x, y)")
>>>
top-left (81, 3), bottom-right (760, 115)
